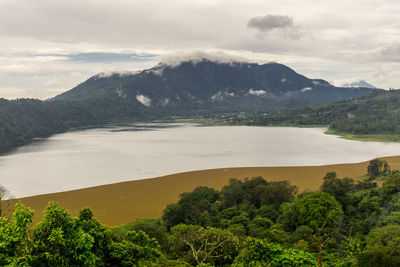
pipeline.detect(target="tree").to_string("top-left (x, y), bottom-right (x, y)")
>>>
top-left (278, 191), bottom-right (343, 266)
top-left (320, 172), bottom-right (355, 207)
top-left (0, 203), bottom-right (33, 266)
top-left (112, 218), bottom-right (169, 251)
top-left (76, 208), bottom-right (113, 265)
top-left (170, 224), bottom-right (238, 265)
top-left (257, 181), bottom-right (298, 209)
top-left (382, 172), bottom-right (400, 195)
top-left (31, 202), bottom-right (97, 266)
top-left (358, 225), bottom-right (400, 266)
top-left (233, 237), bottom-right (316, 266)
top-left (220, 177), bottom-right (297, 210)
top-left (108, 230), bottom-right (162, 266)
top-left (163, 187), bottom-right (220, 228)
top-left (367, 159), bottom-right (390, 178)
top-left (368, 159), bottom-right (381, 177)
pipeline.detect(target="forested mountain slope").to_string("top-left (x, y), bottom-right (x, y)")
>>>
top-left (237, 90), bottom-right (400, 137)
top-left (0, 59), bottom-right (377, 153)
top-left (0, 97), bottom-right (149, 153)
top-left (54, 59), bottom-right (373, 113)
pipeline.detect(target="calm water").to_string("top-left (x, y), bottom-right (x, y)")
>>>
top-left (1, 123), bottom-right (400, 198)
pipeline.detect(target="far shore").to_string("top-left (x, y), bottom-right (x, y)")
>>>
top-left (5, 155), bottom-right (400, 227)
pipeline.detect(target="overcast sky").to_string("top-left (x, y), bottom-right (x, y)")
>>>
top-left (1, 0), bottom-right (399, 99)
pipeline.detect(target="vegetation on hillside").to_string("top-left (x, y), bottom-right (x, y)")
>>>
top-left (55, 60), bottom-right (372, 113)
top-left (0, 60), bottom-right (376, 155)
top-left (0, 97), bottom-right (153, 154)
top-left (228, 90), bottom-right (400, 140)
top-left (2, 159), bottom-right (400, 266)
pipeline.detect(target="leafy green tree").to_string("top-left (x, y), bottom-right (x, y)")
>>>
top-left (221, 177), bottom-right (297, 210)
top-left (112, 218), bottom-right (169, 251)
top-left (381, 211), bottom-right (400, 225)
top-left (248, 217), bottom-right (273, 238)
top-left (320, 172), bottom-right (355, 207)
top-left (108, 230), bottom-right (162, 266)
top-left (233, 237), bottom-right (316, 266)
top-left (382, 172), bottom-right (400, 195)
top-left (258, 181), bottom-right (298, 209)
top-left (31, 202), bottom-right (97, 266)
top-left (170, 224), bottom-right (239, 266)
top-left (358, 225), bottom-right (400, 267)
top-left (278, 191), bottom-right (343, 266)
top-left (220, 177), bottom-right (267, 209)
top-left (163, 187), bottom-right (220, 228)
top-left (368, 159), bottom-right (390, 178)
top-left (255, 204), bottom-right (280, 221)
top-left (76, 208), bottom-right (113, 265)
top-left (279, 192), bottom-right (343, 232)
top-left (368, 159), bottom-right (381, 177)
top-left (0, 203), bottom-right (33, 266)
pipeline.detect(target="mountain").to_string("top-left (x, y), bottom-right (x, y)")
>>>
top-left (54, 59), bottom-right (374, 113)
top-left (342, 80), bottom-right (377, 89)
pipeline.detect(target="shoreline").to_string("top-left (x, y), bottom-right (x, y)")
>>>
top-left (6, 155), bottom-right (400, 227)
top-left (168, 118), bottom-right (400, 143)
top-left (325, 129), bottom-right (400, 143)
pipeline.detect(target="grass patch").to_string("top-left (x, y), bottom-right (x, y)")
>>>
top-left (325, 129), bottom-right (400, 143)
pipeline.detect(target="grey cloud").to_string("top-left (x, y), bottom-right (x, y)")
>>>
top-left (11, 52), bottom-right (156, 64)
top-left (247, 15), bottom-right (294, 33)
top-left (159, 51), bottom-right (249, 67)
top-left (0, 0), bottom-right (400, 96)
top-left (247, 14), bottom-right (303, 39)
top-left (65, 53), bottom-right (156, 64)
top-left (379, 42), bottom-right (400, 62)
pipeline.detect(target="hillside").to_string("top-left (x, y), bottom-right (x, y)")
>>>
top-left (54, 59), bottom-right (373, 113)
top-left (0, 59), bottom-right (379, 154)
top-left (236, 89), bottom-right (400, 139)
top-left (0, 97), bottom-right (150, 154)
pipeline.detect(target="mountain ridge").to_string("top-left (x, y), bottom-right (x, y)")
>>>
top-left (53, 59), bottom-right (374, 113)
top-left (342, 80), bottom-right (377, 89)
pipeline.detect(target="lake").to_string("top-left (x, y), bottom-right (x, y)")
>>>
top-left (1, 123), bottom-right (400, 198)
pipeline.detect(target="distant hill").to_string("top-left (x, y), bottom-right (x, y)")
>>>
top-left (342, 80), bottom-right (377, 89)
top-left (0, 59), bottom-right (379, 154)
top-left (0, 97), bottom-right (151, 154)
top-left (237, 89), bottom-right (400, 138)
top-left (54, 59), bottom-right (374, 113)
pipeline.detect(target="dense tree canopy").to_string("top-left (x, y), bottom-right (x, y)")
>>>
top-left (2, 169), bottom-right (400, 266)
top-left (0, 97), bottom-right (153, 154)
top-left (227, 90), bottom-right (400, 138)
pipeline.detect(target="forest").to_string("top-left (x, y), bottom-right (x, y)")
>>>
top-left (1, 159), bottom-right (400, 266)
top-left (0, 96), bottom-right (153, 154)
top-left (1, 89), bottom-right (399, 155)
top-left (230, 90), bottom-right (400, 139)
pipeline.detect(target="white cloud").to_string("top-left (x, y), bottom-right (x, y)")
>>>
top-left (160, 51), bottom-right (249, 67)
top-left (136, 94), bottom-right (152, 107)
top-left (378, 42), bottom-right (400, 62)
top-left (248, 89), bottom-right (266, 96)
top-left (301, 87), bottom-right (313, 92)
top-left (211, 91), bottom-right (235, 101)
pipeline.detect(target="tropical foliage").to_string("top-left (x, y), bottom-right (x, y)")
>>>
top-left (1, 161), bottom-right (400, 266)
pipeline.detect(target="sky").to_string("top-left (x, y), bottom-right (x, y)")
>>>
top-left (1, 0), bottom-right (400, 99)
